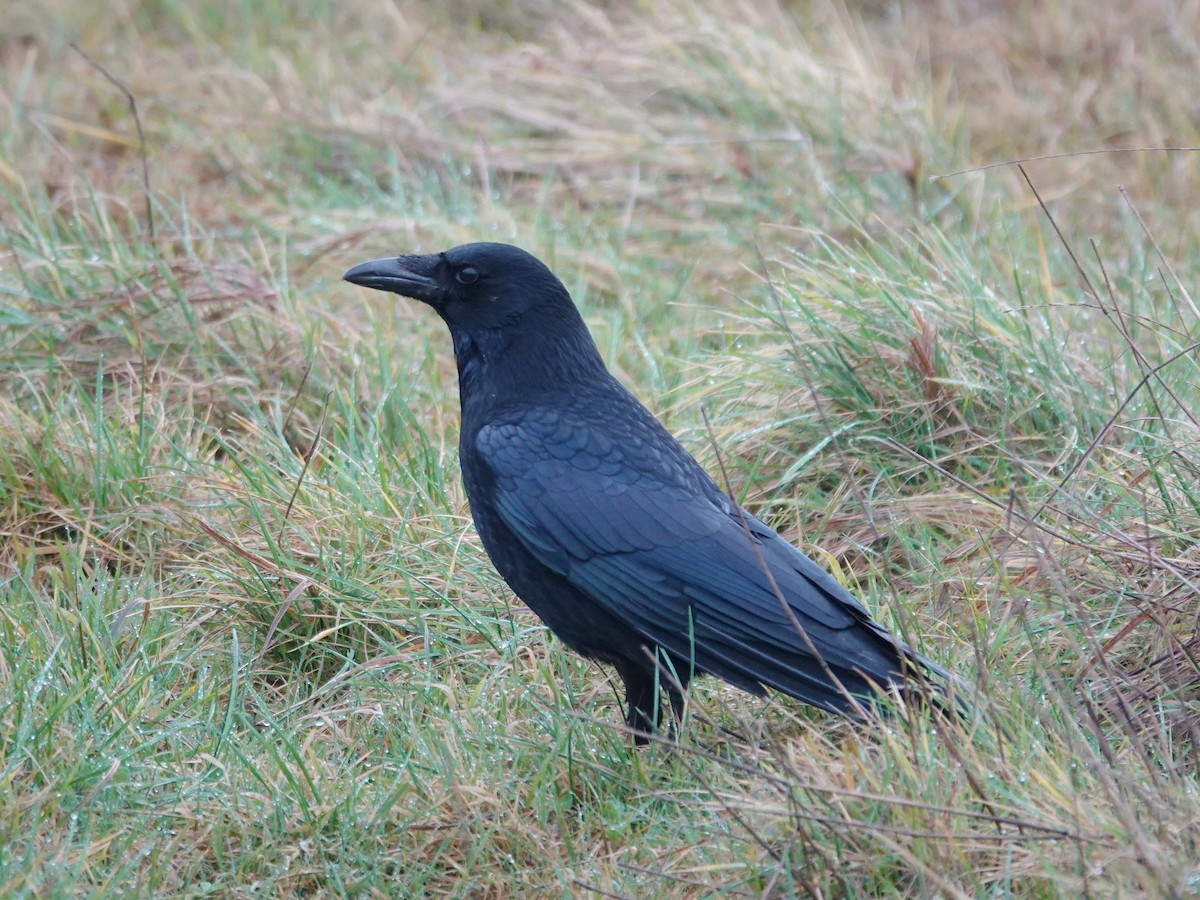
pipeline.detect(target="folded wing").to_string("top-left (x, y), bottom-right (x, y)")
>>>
top-left (477, 413), bottom-right (939, 713)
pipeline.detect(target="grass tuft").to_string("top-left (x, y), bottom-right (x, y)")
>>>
top-left (1, 0), bottom-right (1198, 894)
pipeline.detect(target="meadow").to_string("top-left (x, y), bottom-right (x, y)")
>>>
top-left (1, 0), bottom-right (1197, 895)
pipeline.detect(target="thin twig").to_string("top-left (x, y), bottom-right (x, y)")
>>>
top-left (573, 709), bottom-right (1098, 849)
top-left (699, 405), bottom-right (865, 717)
top-left (1017, 165), bottom-right (1098, 301)
top-left (748, 242), bottom-right (929, 661)
top-left (281, 354), bottom-right (317, 438)
top-left (1031, 342), bottom-right (1200, 525)
top-left (1088, 239), bottom-right (1179, 443)
top-left (1118, 185), bottom-right (1200, 323)
top-left (571, 881), bottom-right (633, 900)
top-left (70, 43), bottom-right (154, 241)
top-left (930, 146), bottom-right (1200, 182)
top-left (883, 431), bottom-right (1200, 600)
top-left (280, 389), bottom-right (333, 543)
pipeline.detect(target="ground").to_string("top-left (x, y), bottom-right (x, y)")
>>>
top-left (1, 0), bottom-right (1197, 895)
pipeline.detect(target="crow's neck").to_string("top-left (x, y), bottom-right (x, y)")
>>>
top-left (451, 312), bottom-right (609, 427)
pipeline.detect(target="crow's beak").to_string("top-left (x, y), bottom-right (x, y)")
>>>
top-left (343, 254), bottom-right (443, 304)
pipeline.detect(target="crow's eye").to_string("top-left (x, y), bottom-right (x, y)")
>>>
top-left (455, 266), bottom-right (479, 285)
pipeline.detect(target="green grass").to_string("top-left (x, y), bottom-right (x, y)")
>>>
top-left (1, 0), bottom-right (1198, 894)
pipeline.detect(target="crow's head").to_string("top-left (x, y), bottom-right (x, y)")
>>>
top-left (343, 242), bottom-right (573, 332)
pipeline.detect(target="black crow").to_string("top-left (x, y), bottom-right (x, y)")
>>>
top-left (344, 242), bottom-right (962, 741)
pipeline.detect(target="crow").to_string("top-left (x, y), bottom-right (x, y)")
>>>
top-left (344, 242), bottom-right (963, 741)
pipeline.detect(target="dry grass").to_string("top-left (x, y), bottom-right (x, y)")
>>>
top-left (1, 0), bottom-right (1198, 895)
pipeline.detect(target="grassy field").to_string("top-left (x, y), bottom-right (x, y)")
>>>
top-left (1, 0), bottom-right (1198, 895)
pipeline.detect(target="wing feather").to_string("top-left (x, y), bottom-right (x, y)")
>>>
top-left (477, 415), bottom-right (916, 704)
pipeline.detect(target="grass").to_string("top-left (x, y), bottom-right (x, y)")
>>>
top-left (1, 0), bottom-right (1198, 894)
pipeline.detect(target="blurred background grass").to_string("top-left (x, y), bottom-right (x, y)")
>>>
top-left (1, 0), bottom-right (1197, 895)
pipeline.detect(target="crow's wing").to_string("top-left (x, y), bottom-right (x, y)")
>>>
top-left (476, 412), bottom-right (927, 711)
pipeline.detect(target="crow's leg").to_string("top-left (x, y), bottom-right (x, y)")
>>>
top-left (615, 662), bottom-right (660, 745)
